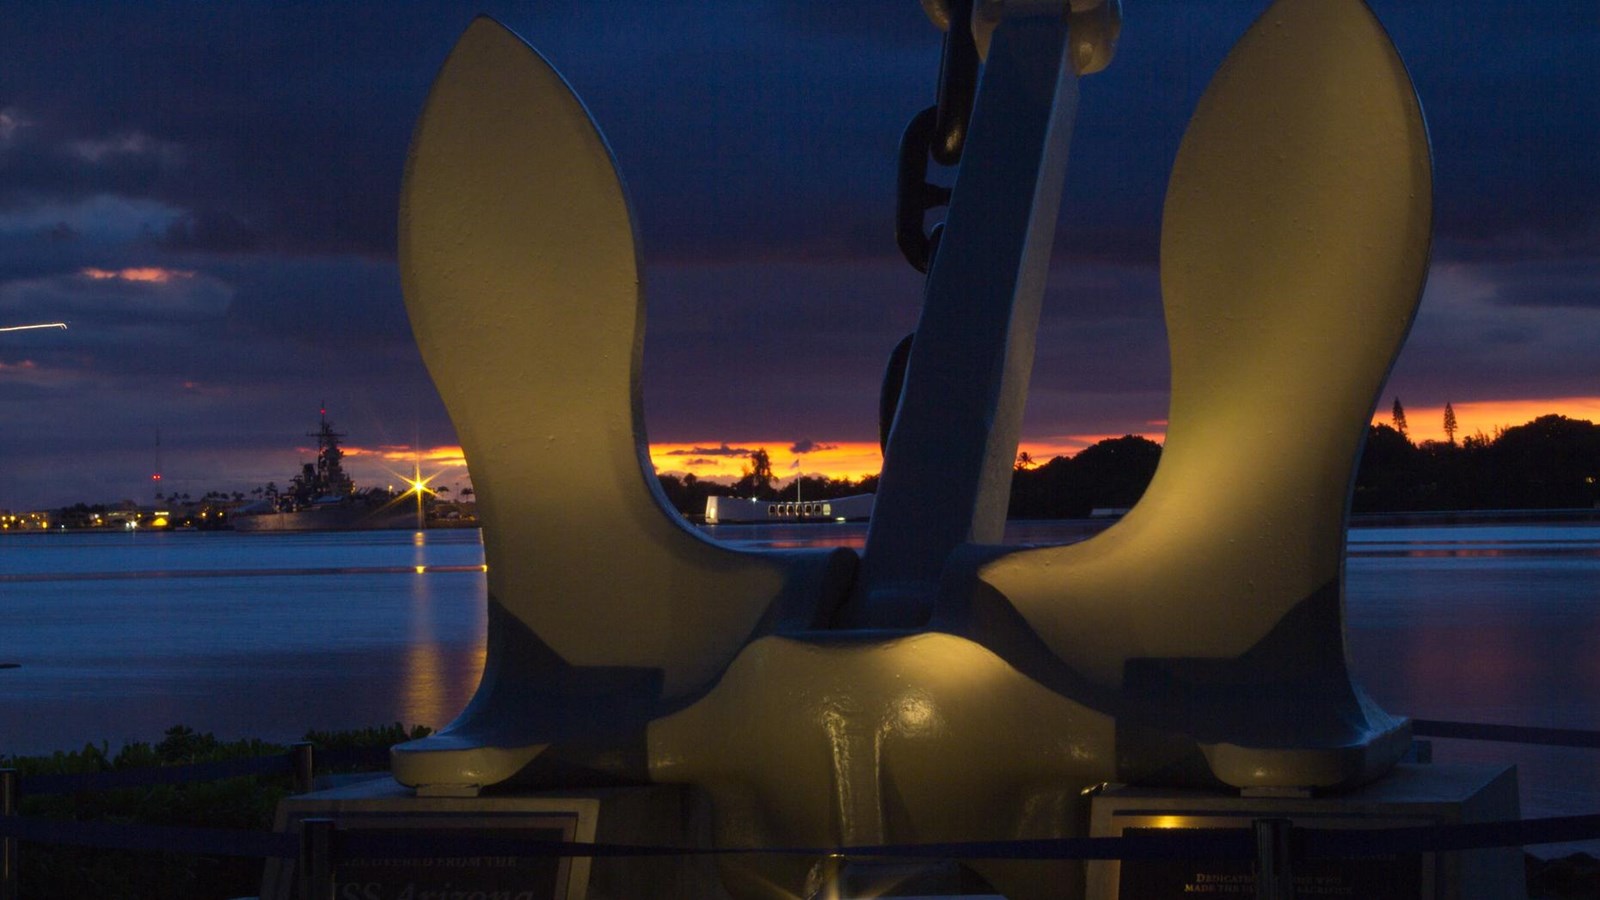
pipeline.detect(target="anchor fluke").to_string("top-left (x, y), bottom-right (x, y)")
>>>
top-left (393, 17), bottom-right (854, 791)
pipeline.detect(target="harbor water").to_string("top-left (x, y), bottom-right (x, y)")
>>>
top-left (2, 521), bottom-right (1597, 851)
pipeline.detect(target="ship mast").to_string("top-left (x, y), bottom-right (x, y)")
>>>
top-left (307, 403), bottom-right (353, 497)
top-left (153, 426), bottom-right (163, 501)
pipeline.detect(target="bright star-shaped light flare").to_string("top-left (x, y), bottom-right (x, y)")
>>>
top-left (379, 460), bottom-right (446, 532)
top-left (394, 463), bottom-right (444, 497)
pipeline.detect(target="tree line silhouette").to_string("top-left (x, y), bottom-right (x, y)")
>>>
top-left (659, 411), bottom-right (1600, 520)
top-left (1354, 412), bottom-right (1600, 513)
top-left (1012, 412), bottom-right (1600, 517)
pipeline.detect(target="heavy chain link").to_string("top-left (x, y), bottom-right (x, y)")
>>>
top-left (895, 0), bottom-right (978, 275)
top-left (883, 1), bottom-right (1120, 450)
top-left (883, 0), bottom-right (982, 451)
top-left (897, 0), bottom-right (1120, 274)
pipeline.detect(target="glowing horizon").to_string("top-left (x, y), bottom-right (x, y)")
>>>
top-left (648, 431), bottom-right (1171, 484)
top-left (295, 443), bottom-right (474, 496)
top-left (342, 444), bottom-right (470, 467)
top-left (330, 432), bottom-right (1181, 488)
top-left (322, 396), bottom-right (1600, 493)
top-left (1373, 396), bottom-right (1600, 444)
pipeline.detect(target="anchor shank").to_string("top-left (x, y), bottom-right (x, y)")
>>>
top-left (840, 12), bottom-right (1079, 629)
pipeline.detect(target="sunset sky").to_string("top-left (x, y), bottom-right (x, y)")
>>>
top-left (1, 2), bottom-right (1596, 510)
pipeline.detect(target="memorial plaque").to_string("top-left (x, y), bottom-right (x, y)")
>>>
top-left (1117, 827), bottom-right (1423, 898)
top-left (262, 778), bottom-right (722, 900)
top-left (1085, 765), bottom-right (1523, 900)
top-left (330, 813), bottom-right (579, 900)
top-left (262, 780), bottom-right (602, 900)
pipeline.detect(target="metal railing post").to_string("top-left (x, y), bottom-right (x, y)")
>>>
top-left (292, 742), bottom-right (316, 795)
top-left (1, 769), bottom-right (17, 900)
top-left (298, 817), bottom-right (336, 900)
top-left (1253, 818), bottom-right (1295, 900)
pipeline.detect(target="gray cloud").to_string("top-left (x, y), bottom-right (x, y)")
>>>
top-left (0, 1), bottom-right (1595, 508)
top-left (1384, 260), bottom-right (1600, 403)
top-left (661, 444), bottom-right (757, 458)
top-left (0, 269), bottom-right (231, 320)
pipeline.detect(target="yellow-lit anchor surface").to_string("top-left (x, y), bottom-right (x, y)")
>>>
top-left (393, 0), bottom-right (1432, 896)
top-left (392, 17), bottom-right (855, 793)
top-left (978, 0), bottom-right (1431, 790)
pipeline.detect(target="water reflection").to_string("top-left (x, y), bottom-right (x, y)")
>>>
top-left (403, 562), bottom-right (447, 727)
top-left (697, 518), bottom-right (1115, 552)
top-left (2, 522), bottom-right (1598, 854)
top-left (0, 529), bottom-right (489, 754)
top-left (1342, 524), bottom-right (1600, 854)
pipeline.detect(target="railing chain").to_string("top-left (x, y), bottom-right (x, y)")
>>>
top-left (1, 769), bottom-right (17, 900)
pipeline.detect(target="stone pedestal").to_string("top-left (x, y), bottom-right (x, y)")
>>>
top-left (1086, 764), bottom-right (1522, 900)
top-left (261, 777), bottom-right (726, 900)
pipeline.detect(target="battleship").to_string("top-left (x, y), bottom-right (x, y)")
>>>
top-left (229, 413), bottom-right (417, 533)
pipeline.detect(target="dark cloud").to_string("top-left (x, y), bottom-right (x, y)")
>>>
top-left (789, 440), bottom-right (837, 454)
top-left (1376, 5), bottom-right (1600, 250)
top-left (4, 1), bottom-right (1592, 265)
top-left (1381, 259), bottom-right (1600, 408)
top-left (160, 210), bottom-right (262, 254)
top-left (0, 1), bottom-right (1595, 507)
top-left (0, 269), bottom-right (231, 323)
top-left (661, 444), bottom-right (757, 458)
top-left (1486, 259), bottom-right (1600, 311)
top-left (216, 257), bottom-right (410, 347)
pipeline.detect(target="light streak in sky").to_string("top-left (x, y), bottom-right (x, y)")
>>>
top-left (0, 322), bottom-right (68, 333)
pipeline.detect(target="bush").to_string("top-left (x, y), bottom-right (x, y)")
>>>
top-left (4, 722), bottom-right (429, 900)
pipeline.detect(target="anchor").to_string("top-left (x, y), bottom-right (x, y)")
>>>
top-left (390, 1), bottom-right (1433, 896)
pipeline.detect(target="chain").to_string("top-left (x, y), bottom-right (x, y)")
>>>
top-left (883, 0), bottom-right (983, 451)
top-left (894, 108), bottom-right (950, 274)
top-left (883, 1), bottom-right (1121, 449)
top-left (894, 0), bottom-right (1120, 276)
top-left (895, 0), bottom-right (979, 275)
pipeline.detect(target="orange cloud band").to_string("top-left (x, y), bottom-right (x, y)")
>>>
top-left (80, 267), bottom-right (193, 283)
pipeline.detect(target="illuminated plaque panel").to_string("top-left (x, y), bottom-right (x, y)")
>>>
top-left (1085, 765), bottom-right (1522, 900)
top-left (1117, 825), bottom-right (1426, 899)
top-left (263, 782), bottom-right (595, 900)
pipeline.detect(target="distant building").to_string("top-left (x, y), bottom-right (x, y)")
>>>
top-left (0, 511), bottom-right (51, 530)
top-left (704, 494), bottom-right (874, 524)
